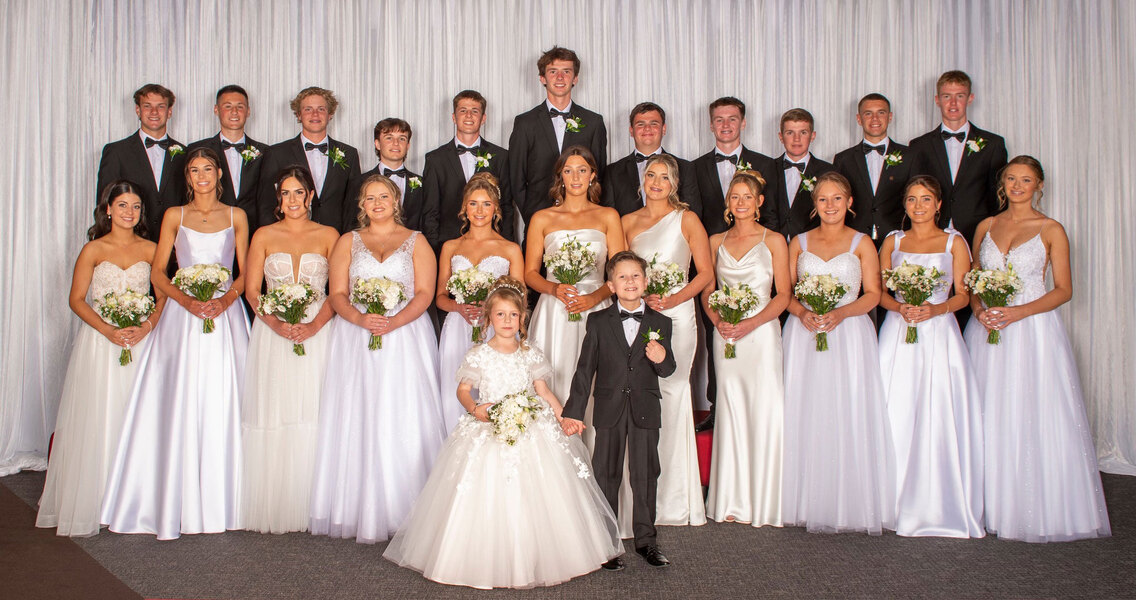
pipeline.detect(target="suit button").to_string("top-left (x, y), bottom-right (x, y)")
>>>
top-left (628, 366), bottom-right (634, 372)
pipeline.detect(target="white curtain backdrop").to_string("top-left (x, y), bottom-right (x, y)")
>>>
top-left (1, 0), bottom-right (1133, 476)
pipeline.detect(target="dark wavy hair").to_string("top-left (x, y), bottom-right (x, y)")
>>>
top-left (89, 180), bottom-right (148, 240)
top-left (273, 165), bottom-right (317, 221)
top-left (549, 145), bottom-right (601, 206)
top-left (183, 146), bottom-right (224, 202)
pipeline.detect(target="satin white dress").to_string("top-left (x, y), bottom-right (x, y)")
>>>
top-left (965, 232), bottom-right (1110, 542)
top-left (879, 231), bottom-right (984, 538)
top-left (437, 254), bottom-right (510, 434)
top-left (102, 212), bottom-right (250, 540)
top-left (241, 253), bottom-right (330, 534)
top-left (309, 231), bottom-right (447, 544)
top-left (36, 261), bottom-right (153, 537)
top-left (781, 232), bottom-right (895, 534)
top-left (629, 209), bottom-right (706, 529)
top-left (706, 231), bottom-right (784, 527)
top-left (384, 344), bottom-right (621, 589)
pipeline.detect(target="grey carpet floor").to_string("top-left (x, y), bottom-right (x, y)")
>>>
top-left (4, 470), bottom-right (1135, 599)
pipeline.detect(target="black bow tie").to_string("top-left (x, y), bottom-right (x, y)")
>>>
top-left (221, 140), bottom-right (247, 152)
top-left (549, 107), bottom-right (571, 119)
top-left (619, 310), bottom-right (644, 322)
top-left (304, 141), bottom-right (329, 154)
top-left (862, 142), bottom-right (885, 155)
top-left (634, 153), bottom-right (652, 163)
top-left (456, 145), bottom-right (481, 155)
top-left (144, 137), bottom-right (171, 149)
top-left (783, 159), bottom-right (806, 172)
top-left (383, 167), bottom-right (409, 178)
top-left (713, 153), bottom-right (736, 163)
top-left (940, 130), bottom-right (966, 142)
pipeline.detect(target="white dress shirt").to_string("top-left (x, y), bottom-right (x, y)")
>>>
top-left (942, 122), bottom-right (970, 183)
top-left (139, 131), bottom-right (167, 188)
top-left (301, 133), bottom-right (330, 195)
top-left (378, 161), bottom-right (408, 200)
top-left (456, 137), bottom-right (483, 182)
top-left (715, 146), bottom-right (741, 196)
top-left (618, 300), bottom-right (646, 346)
top-left (546, 99), bottom-right (575, 151)
top-left (862, 138), bottom-right (888, 194)
top-left (220, 133), bottom-right (247, 194)
top-left (783, 154), bottom-right (811, 206)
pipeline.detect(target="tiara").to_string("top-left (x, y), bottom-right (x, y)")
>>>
top-left (489, 280), bottom-right (526, 297)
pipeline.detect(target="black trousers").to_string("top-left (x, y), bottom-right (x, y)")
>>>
top-left (593, 402), bottom-right (660, 549)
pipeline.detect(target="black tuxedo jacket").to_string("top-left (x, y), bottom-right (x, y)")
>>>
top-left (909, 124), bottom-right (1008, 243)
top-left (361, 164), bottom-right (428, 236)
top-left (692, 146), bottom-right (781, 236)
top-left (507, 102), bottom-right (608, 224)
top-left (96, 131), bottom-right (187, 240)
top-left (600, 149), bottom-right (702, 220)
top-left (564, 304), bottom-right (677, 429)
top-left (187, 134), bottom-right (270, 231)
top-left (422, 139), bottom-right (513, 251)
top-left (833, 139), bottom-right (911, 244)
top-left (770, 153), bottom-right (835, 238)
top-left (256, 135), bottom-right (362, 234)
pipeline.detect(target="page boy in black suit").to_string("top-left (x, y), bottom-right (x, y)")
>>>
top-left (361, 118), bottom-right (429, 238)
top-left (769, 108), bottom-right (834, 239)
top-left (562, 251), bottom-right (677, 571)
top-left (96, 83), bottom-right (186, 240)
top-left (601, 102), bottom-right (700, 219)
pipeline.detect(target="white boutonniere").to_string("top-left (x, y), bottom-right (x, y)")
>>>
top-left (474, 150), bottom-right (493, 170)
top-left (799, 176), bottom-right (817, 193)
top-left (329, 146), bottom-right (348, 170)
top-left (240, 146), bottom-right (261, 164)
top-left (564, 116), bottom-right (584, 133)
top-left (408, 176), bottom-right (422, 190)
top-left (641, 328), bottom-right (664, 344)
top-left (735, 159), bottom-right (753, 171)
top-left (966, 138), bottom-right (986, 155)
top-left (884, 151), bottom-right (903, 167)
top-left (168, 144), bottom-right (185, 157)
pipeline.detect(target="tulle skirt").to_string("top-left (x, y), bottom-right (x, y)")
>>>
top-left (437, 311), bottom-right (493, 434)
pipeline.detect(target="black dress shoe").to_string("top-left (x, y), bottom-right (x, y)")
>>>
top-left (601, 556), bottom-right (625, 571)
top-left (694, 411), bottom-right (715, 432)
top-left (635, 545), bottom-right (671, 567)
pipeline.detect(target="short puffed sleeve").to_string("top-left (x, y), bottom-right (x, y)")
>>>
top-left (455, 345), bottom-right (485, 387)
top-left (525, 346), bottom-right (554, 387)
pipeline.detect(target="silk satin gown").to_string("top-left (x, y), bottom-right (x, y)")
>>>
top-left (437, 254), bottom-right (510, 434)
top-left (964, 232), bottom-right (1110, 542)
top-left (36, 261), bottom-right (153, 537)
top-left (878, 231), bottom-right (984, 538)
top-left (240, 253), bottom-right (330, 534)
top-left (102, 210), bottom-right (250, 540)
top-left (705, 230), bottom-right (784, 527)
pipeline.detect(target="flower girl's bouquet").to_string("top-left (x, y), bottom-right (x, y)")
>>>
top-left (543, 236), bottom-right (597, 322)
top-left (488, 391), bottom-right (543, 446)
top-left (352, 277), bottom-right (406, 350)
top-left (882, 261), bottom-right (946, 343)
top-left (96, 289), bottom-right (155, 365)
top-left (257, 283), bottom-right (318, 356)
top-left (172, 263), bottom-right (231, 333)
top-left (708, 284), bottom-right (761, 359)
top-left (645, 255), bottom-right (686, 297)
top-left (794, 273), bottom-right (849, 352)
top-left (446, 267), bottom-right (497, 342)
top-left (964, 264), bottom-right (1022, 345)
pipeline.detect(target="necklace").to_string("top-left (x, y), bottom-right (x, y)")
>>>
top-left (191, 201), bottom-right (217, 223)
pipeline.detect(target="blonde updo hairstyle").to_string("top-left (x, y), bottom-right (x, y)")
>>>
top-left (483, 276), bottom-right (530, 346)
top-left (355, 174), bottom-right (404, 229)
top-left (809, 171), bottom-right (856, 219)
top-left (459, 172), bottom-right (504, 234)
top-left (724, 170), bottom-right (766, 224)
top-left (641, 154), bottom-right (689, 211)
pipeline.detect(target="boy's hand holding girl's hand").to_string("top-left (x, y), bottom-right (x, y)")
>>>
top-left (561, 417), bottom-right (585, 437)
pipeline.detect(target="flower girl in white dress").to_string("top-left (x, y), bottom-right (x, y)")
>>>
top-left (384, 277), bottom-right (621, 589)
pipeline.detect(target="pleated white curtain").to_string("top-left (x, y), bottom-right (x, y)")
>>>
top-left (1, 0), bottom-right (1133, 476)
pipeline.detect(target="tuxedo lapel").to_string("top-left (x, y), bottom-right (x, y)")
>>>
top-left (442, 141), bottom-right (466, 182)
top-left (157, 144), bottom-right (174, 194)
top-left (127, 134), bottom-right (161, 194)
top-left (534, 106), bottom-right (560, 155)
top-left (955, 127), bottom-right (983, 185)
top-left (851, 148), bottom-right (874, 200)
top-left (624, 156), bottom-right (642, 203)
top-left (607, 306), bottom-right (631, 352)
top-left (930, 128), bottom-right (953, 189)
top-left (700, 155), bottom-right (725, 204)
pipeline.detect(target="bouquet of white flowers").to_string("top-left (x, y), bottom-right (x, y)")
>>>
top-left (487, 390), bottom-right (543, 446)
top-left (257, 282), bottom-right (318, 356)
top-left (645, 255), bottom-right (686, 297)
top-left (964, 264), bottom-right (1022, 345)
top-left (882, 261), bottom-right (947, 343)
top-left (794, 273), bottom-right (849, 352)
top-left (446, 266), bottom-right (497, 342)
top-left (172, 263), bottom-right (231, 333)
top-left (543, 236), bottom-right (597, 322)
top-left (351, 277), bottom-right (406, 350)
top-left (95, 289), bottom-right (156, 365)
top-left (708, 284), bottom-right (761, 358)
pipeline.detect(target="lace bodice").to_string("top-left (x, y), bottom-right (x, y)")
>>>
top-left (88, 261), bottom-right (152, 310)
top-left (797, 232), bottom-right (864, 308)
top-left (716, 233), bottom-right (772, 318)
top-left (630, 210), bottom-right (691, 288)
top-left (978, 232), bottom-right (1049, 305)
top-left (350, 231), bottom-right (419, 313)
top-left (264, 252), bottom-right (329, 323)
top-left (889, 231), bottom-right (957, 305)
top-left (456, 344), bottom-right (554, 405)
top-left (542, 228), bottom-right (608, 294)
top-left (451, 254), bottom-right (511, 281)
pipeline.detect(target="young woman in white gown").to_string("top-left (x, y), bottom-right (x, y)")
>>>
top-left (621, 154), bottom-right (712, 530)
top-left (385, 278), bottom-right (621, 589)
top-left (525, 146), bottom-right (625, 441)
top-left (102, 148), bottom-right (251, 540)
top-left (781, 172), bottom-right (895, 535)
top-left (878, 175), bottom-right (984, 538)
top-left (240, 167), bottom-right (339, 534)
top-left (965, 156), bottom-right (1110, 542)
top-left (36, 181), bottom-right (162, 537)
top-left (702, 171), bottom-right (789, 527)
top-left (310, 174), bottom-right (447, 544)
top-left (436, 173), bottom-right (523, 434)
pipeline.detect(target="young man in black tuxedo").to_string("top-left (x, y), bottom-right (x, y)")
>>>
top-left (692, 97), bottom-right (780, 237)
top-left (257, 87), bottom-right (361, 233)
top-left (909, 70), bottom-right (1008, 245)
top-left (769, 108), bottom-right (834, 239)
top-left (562, 251), bottom-right (677, 571)
top-left (96, 83), bottom-right (186, 240)
top-left (833, 93), bottom-right (911, 246)
top-left (361, 118), bottom-right (429, 238)
top-left (187, 85), bottom-right (269, 231)
top-left (423, 90), bottom-right (512, 253)
top-left (508, 46), bottom-right (608, 229)
top-left (600, 102), bottom-right (701, 219)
